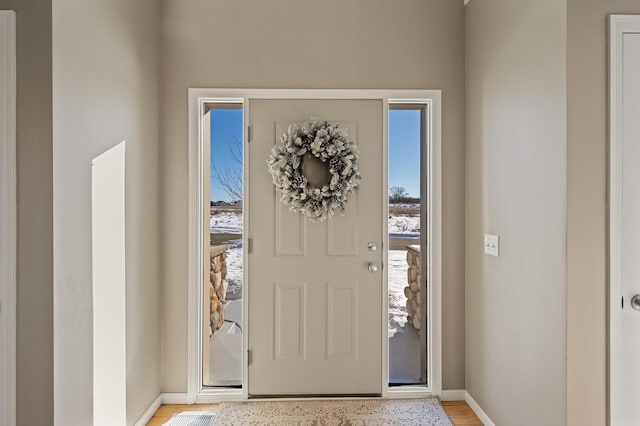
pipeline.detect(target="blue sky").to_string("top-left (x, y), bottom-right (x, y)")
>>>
top-left (210, 108), bottom-right (243, 202)
top-left (388, 109), bottom-right (421, 198)
top-left (210, 107), bottom-right (421, 201)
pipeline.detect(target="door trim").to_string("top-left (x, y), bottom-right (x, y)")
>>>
top-left (0, 10), bottom-right (16, 426)
top-left (187, 89), bottom-right (442, 402)
top-left (609, 15), bottom-right (640, 425)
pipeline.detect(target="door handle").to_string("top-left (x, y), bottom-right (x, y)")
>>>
top-left (368, 262), bottom-right (378, 273)
top-left (631, 295), bottom-right (640, 311)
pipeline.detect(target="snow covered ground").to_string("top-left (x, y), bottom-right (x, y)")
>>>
top-left (390, 203), bottom-right (420, 209)
top-left (210, 211), bottom-right (244, 299)
top-left (388, 215), bottom-right (420, 235)
top-left (210, 211), bottom-right (243, 234)
top-left (224, 245), bottom-right (243, 300)
top-left (388, 250), bottom-right (409, 337)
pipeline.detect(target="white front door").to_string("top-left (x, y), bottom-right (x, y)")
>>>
top-left (611, 15), bottom-right (640, 425)
top-left (248, 99), bottom-right (383, 396)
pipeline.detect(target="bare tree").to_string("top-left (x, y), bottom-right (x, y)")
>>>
top-left (389, 186), bottom-right (409, 203)
top-left (212, 136), bottom-right (243, 201)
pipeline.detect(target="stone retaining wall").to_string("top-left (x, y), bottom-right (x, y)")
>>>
top-left (209, 245), bottom-right (228, 336)
top-left (405, 244), bottom-right (422, 330)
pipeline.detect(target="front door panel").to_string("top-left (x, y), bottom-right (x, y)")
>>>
top-left (248, 99), bottom-right (383, 396)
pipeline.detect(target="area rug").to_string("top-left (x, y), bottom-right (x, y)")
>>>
top-left (163, 411), bottom-right (216, 425)
top-left (212, 398), bottom-right (452, 425)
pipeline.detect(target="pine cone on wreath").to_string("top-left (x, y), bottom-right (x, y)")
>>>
top-left (329, 158), bottom-right (344, 172)
top-left (292, 174), bottom-right (306, 188)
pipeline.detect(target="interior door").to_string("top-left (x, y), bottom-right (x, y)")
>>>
top-left (248, 99), bottom-right (383, 396)
top-left (615, 25), bottom-right (640, 425)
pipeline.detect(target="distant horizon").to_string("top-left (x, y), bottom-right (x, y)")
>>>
top-left (210, 107), bottom-right (422, 201)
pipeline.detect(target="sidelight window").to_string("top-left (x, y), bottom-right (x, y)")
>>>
top-left (203, 103), bottom-right (244, 387)
top-left (388, 104), bottom-right (428, 386)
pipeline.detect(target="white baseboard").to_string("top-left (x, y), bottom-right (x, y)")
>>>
top-left (134, 392), bottom-right (191, 425)
top-left (465, 391), bottom-right (495, 426)
top-left (161, 393), bottom-right (190, 405)
top-left (134, 394), bottom-right (162, 426)
top-left (440, 389), bottom-right (466, 401)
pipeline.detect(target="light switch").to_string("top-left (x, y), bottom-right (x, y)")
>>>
top-left (484, 234), bottom-right (499, 257)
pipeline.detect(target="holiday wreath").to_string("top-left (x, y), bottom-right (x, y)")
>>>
top-left (267, 119), bottom-right (361, 222)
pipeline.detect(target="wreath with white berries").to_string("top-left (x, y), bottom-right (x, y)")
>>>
top-left (267, 119), bottom-right (361, 222)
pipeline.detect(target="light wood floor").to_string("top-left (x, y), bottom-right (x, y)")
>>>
top-left (441, 401), bottom-right (484, 425)
top-left (146, 400), bottom-right (482, 425)
top-left (147, 404), bottom-right (218, 426)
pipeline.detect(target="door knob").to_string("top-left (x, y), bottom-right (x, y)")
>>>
top-left (631, 295), bottom-right (640, 311)
top-left (368, 262), bottom-right (378, 273)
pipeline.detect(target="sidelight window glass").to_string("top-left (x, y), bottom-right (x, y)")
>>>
top-left (204, 104), bottom-right (244, 387)
top-left (388, 105), bottom-right (428, 386)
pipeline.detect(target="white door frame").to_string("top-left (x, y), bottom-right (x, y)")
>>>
top-left (187, 89), bottom-right (442, 402)
top-left (609, 15), bottom-right (640, 426)
top-left (0, 10), bottom-right (17, 426)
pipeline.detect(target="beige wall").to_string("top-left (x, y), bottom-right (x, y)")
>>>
top-left (567, 2), bottom-right (640, 425)
top-left (465, 0), bottom-right (567, 425)
top-left (160, 0), bottom-right (466, 391)
top-left (0, 0), bottom-right (54, 424)
top-left (52, 0), bottom-right (162, 424)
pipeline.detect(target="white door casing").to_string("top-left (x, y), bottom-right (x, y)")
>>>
top-left (187, 89), bottom-right (442, 402)
top-left (610, 15), bottom-right (640, 426)
top-left (248, 99), bottom-right (383, 396)
top-left (0, 10), bottom-right (16, 426)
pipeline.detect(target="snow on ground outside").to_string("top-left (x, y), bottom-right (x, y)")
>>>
top-left (388, 250), bottom-right (409, 337)
top-left (388, 215), bottom-right (420, 235)
top-left (210, 211), bottom-right (243, 298)
top-left (225, 246), bottom-right (243, 300)
top-left (210, 212), bottom-right (243, 234)
top-left (390, 203), bottom-right (420, 209)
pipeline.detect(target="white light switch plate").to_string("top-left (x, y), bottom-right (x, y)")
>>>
top-left (484, 234), bottom-right (499, 257)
